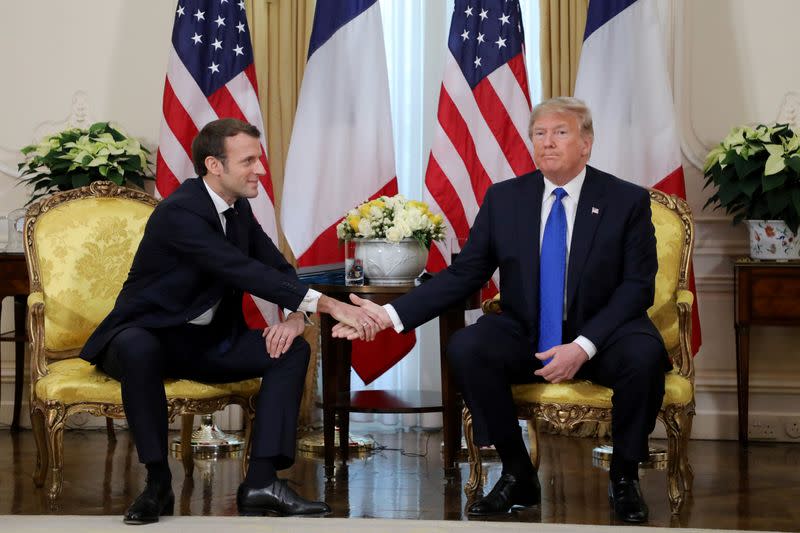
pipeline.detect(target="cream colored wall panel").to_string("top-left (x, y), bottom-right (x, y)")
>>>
top-left (0, 0), bottom-right (174, 218)
top-left (683, 0), bottom-right (800, 145)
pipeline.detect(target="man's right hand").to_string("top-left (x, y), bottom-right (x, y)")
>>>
top-left (332, 294), bottom-right (393, 340)
top-left (317, 294), bottom-right (380, 341)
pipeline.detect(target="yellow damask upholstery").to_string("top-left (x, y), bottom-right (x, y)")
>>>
top-left (510, 371), bottom-right (693, 408)
top-left (24, 182), bottom-right (258, 500)
top-left (33, 198), bottom-right (153, 352)
top-left (463, 190), bottom-right (696, 515)
top-left (34, 358), bottom-right (261, 405)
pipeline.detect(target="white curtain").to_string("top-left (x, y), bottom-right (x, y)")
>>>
top-left (349, 0), bottom-right (541, 429)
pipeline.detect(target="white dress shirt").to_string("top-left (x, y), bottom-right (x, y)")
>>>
top-left (188, 179), bottom-right (321, 325)
top-left (383, 168), bottom-right (598, 359)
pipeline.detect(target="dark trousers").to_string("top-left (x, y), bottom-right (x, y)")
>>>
top-left (98, 322), bottom-right (310, 470)
top-left (447, 313), bottom-right (666, 463)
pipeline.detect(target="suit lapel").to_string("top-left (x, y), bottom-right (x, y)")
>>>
top-left (517, 172), bottom-right (544, 324)
top-left (566, 167), bottom-right (606, 313)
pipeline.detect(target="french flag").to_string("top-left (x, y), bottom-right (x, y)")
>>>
top-left (574, 0), bottom-right (701, 354)
top-left (281, 0), bottom-right (415, 383)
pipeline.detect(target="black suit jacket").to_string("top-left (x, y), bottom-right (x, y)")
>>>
top-left (81, 177), bottom-right (309, 363)
top-left (392, 166), bottom-right (663, 354)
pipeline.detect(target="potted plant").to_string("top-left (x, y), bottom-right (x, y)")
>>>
top-left (18, 121), bottom-right (153, 203)
top-left (703, 123), bottom-right (800, 259)
top-left (336, 195), bottom-right (446, 285)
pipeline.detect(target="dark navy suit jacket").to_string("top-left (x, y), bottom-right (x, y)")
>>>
top-left (391, 166), bottom-right (664, 355)
top-left (81, 177), bottom-right (309, 363)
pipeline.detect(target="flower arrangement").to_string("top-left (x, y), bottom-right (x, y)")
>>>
top-left (18, 122), bottom-right (153, 203)
top-left (336, 194), bottom-right (446, 248)
top-left (703, 123), bottom-right (800, 232)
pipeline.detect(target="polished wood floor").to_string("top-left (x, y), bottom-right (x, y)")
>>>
top-left (1, 426), bottom-right (798, 530)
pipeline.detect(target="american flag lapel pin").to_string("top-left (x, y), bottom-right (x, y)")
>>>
top-left (591, 207), bottom-right (600, 215)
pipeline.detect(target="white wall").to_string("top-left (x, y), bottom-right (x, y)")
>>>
top-left (670, 0), bottom-right (800, 441)
top-left (1, 0), bottom-right (799, 441)
top-left (0, 0), bottom-right (174, 427)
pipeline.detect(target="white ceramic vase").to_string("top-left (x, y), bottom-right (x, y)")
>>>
top-left (355, 238), bottom-right (429, 285)
top-left (746, 220), bottom-right (800, 260)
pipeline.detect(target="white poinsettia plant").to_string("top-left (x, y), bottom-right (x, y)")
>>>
top-left (336, 194), bottom-right (446, 248)
top-left (703, 122), bottom-right (800, 231)
top-left (18, 121), bottom-right (153, 203)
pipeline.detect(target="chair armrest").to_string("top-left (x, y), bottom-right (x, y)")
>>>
top-left (674, 289), bottom-right (695, 380)
top-left (676, 289), bottom-right (693, 307)
top-left (27, 291), bottom-right (49, 382)
top-left (481, 294), bottom-right (501, 315)
top-left (28, 291), bottom-right (44, 308)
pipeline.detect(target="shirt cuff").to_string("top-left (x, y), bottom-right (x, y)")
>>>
top-left (297, 288), bottom-right (322, 313)
top-left (574, 335), bottom-right (597, 360)
top-left (383, 303), bottom-right (405, 333)
top-left (283, 309), bottom-right (314, 326)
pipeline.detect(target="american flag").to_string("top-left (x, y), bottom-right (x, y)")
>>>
top-left (156, 0), bottom-right (279, 327)
top-left (424, 0), bottom-right (535, 291)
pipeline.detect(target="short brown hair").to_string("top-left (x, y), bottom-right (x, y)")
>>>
top-left (529, 97), bottom-right (594, 140)
top-left (191, 118), bottom-right (261, 176)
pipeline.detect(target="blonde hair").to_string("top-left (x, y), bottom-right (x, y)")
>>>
top-left (529, 97), bottom-right (594, 140)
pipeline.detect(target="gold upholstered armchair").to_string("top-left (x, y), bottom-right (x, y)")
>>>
top-left (24, 182), bottom-right (261, 499)
top-left (463, 189), bottom-right (695, 515)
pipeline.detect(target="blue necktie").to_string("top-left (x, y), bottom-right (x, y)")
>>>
top-left (538, 188), bottom-right (568, 364)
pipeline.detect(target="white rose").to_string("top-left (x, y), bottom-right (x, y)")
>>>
top-left (385, 226), bottom-right (403, 242)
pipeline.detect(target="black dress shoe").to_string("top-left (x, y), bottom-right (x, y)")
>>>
top-left (124, 478), bottom-right (174, 525)
top-left (467, 473), bottom-right (541, 516)
top-left (237, 480), bottom-right (331, 516)
top-left (609, 477), bottom-right (649, 523)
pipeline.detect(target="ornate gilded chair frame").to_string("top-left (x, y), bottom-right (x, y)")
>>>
top-left (462, 190), bottom-right (696, 515)
top-left (24, 182), bottom-right (257, 500)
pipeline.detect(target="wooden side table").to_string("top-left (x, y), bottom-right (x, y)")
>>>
top-left (733, 258), bottom-right (800, 444)
top-left (0, 252), bottom-right (29, 431)
top-left (312, 283), bottom-right (478, 477)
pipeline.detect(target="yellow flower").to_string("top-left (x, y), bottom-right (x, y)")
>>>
top-left (348, 214), bottom-right (361, 231)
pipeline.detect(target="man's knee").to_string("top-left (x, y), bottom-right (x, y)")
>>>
top-left (107, 327), bottom-right (163, 370)
top-left (446, 327), bottom-right (482, 371)
top-left (285, 336), bottom-right (311, 370)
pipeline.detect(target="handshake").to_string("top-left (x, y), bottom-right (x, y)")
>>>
top-left (320, 294), bottom-right (395, 341)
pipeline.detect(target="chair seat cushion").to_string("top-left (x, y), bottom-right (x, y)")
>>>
top-left (510, 371), bottom-right (692, 409)
top-left (35, 358), bottom-right (261, 405)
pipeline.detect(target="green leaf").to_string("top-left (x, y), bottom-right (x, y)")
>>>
top-left (766, 189), bottom-right (790, 215)
top-left (71, 174), bottom-right (91, 188)
top-left (791, 188), bottom-right (800, 217)
top-left (740, 175), bottom-right (761, 197)
top-left (733, 155), bottom-right (763, 179)
top-left (763, 172), bottom-right (787, 192)
top-left (786, 156), bottom-right (800, 173)
top-left (88, 122), bottom-right (109, 135)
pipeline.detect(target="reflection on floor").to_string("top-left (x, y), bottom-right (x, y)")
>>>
top-left (0, 424), bottom-right (799, 530)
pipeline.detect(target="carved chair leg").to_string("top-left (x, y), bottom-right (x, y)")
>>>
top-left (181, 414), bottom-right (194, 478)
top-left (463, 406), bottom-right (483, 495)
top-left (105, 417), bottom-right (116, 443)
top-left (662, 407), bottom-right (686, 515)
top-left (526, 419), bottom-right (541, 470)
top-left (680, 408), bottom-right (695, 492)
top-left (45, 405), bottom-right (66, 500)
top-left (241, 404), bottom-right (255, 478)
top-left (30, 407), bottom-right (48, 487)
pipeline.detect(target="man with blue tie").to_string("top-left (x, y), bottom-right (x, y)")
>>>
top-left (335, 97), bottom-right (669, 523)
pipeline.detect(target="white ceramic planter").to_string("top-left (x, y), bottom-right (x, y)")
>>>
top-left (746, 220), bottom-right (800, 260)
top-left (355, 238), bottom-right (429, 285)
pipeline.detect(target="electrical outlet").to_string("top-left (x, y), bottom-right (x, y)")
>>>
top-left (786, 420), bottom-right (800, 439)
top-left (748, 418), bottom-right (778, 440)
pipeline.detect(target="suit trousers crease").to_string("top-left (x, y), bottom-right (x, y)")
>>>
top-left (446, 313), bottom-right (666, 463)
top-left (98, 322), bottom-right (310, 470)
